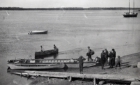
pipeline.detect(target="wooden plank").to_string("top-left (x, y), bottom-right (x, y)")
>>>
top-left (24, 71), bottom-right (138, 81)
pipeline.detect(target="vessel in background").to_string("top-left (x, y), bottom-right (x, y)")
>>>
top-left (28, 30), bottom-right (48, 35)
top-left (123, 0), bottom-right (138, 17)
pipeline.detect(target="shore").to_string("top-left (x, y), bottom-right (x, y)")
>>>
top-left (28, 52), bottom-right (140, 85)
top-left (1, 7), bottom-right (140, 10)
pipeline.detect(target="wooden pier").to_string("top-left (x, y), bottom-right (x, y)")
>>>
top-left (10, 71), bottom-right (140, 85)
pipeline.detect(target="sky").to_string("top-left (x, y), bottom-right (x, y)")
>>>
top-left (0, 0), bottom-right (140, 8)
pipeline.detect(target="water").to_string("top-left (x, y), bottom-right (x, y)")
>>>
top-left (0, 10), bottom-right (140, 85)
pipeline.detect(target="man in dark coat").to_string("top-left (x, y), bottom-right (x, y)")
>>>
top-left (78, 56), bottom-right (85, 74)
top-left (104, 49), bottom-right (108, 65)
top-left (108, 51), bottom-right (113, 68)
top-left (101, 50), bottom-right (106, 69)
top-left (112, 49), bottom-right (116, 66)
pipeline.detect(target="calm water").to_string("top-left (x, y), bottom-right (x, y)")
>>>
top-left (0, 10), bottom-right (140, 85)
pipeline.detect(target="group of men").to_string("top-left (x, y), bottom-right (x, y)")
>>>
top-left (100, 49), bottom-right (120, 69)
top-left (40, 45), bottom-right (121, 74)
top-left (86, 47), bottom-right (121, 69)
top-left (80, 47), bottom-right (121, 73)
top-left (79, 47), bottom-right (121, 74)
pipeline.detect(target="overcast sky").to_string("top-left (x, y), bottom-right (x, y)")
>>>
top-left (0, 0), bottom-right (140, 8)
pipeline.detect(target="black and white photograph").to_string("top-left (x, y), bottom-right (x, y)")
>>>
top-left (0, 0), bottom-right (140, 85)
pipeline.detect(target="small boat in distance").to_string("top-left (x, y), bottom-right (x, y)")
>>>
top-left (28, 30), bottom-right (48, 35)
top-left (123, 0), bottom-right (138, 17)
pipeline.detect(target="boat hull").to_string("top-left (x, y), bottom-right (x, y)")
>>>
top-left (65, 62), bottom-right (97, 68)
top-left (28, 30), bottom-right (48, 35)
top-left (8, 58), bottom-right (99, 69)
top-left (8, 63), bottom-right (64, 70)
top-left (123, 13), bottom-right (138, 17)
top-left (35, 49), bottom-right (58, 59)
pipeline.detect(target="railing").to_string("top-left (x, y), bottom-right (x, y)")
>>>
top-left (8, 59), bottom-right (79, 64)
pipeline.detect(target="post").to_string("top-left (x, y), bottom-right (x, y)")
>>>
top-left (47, 77), bottom-right (50, 81)
top-left (93, 78), bottom-right (96, 85)
top-left (67, 76), bottom-right (72, 82)
top-left (20, 73), bottom-right (22, 77)
top-left (129, 0), bottom-right (130, 13)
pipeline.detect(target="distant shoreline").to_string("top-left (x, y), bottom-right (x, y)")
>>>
top-left (0, 7), bottom-right (140, 10)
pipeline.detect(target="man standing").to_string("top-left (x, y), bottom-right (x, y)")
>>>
top-left (109, 51), bottom-right (115, 68)
top-left (104, 49), bottom-right (109, 65)
top-left (86, 46), bottom-right (94, 61)
top-left (78, 56), bottom-right (85, 74)
top-left (112, 49), bottom-right (116, 67)
top-left (115, 56), bottom-right (121, 69)
top-left (40, 45), bottom-right (43, 52)
top-left (54, 44), bottom-right (59, 52)
top-left (101, 50), bottom-right (106, 69)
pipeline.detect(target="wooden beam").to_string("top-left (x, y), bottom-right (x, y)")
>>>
top-left (93, 78), bottom-right (96, 85)
top-left (24, 71), bottom-right (138, 82)
top-left (10, 71), bottom-right (139, 83)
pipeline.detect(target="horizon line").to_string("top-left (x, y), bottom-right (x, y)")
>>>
top-left (0, 7), bottom-right (140, 10)
top-left (1, 7), bottom-right (140, 8)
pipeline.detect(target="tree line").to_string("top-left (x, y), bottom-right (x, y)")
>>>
top-left (0, 7), bottom-right (140, 10)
